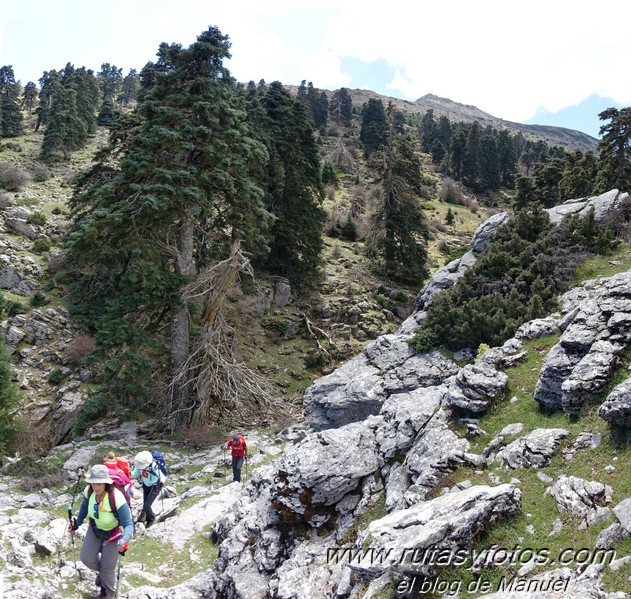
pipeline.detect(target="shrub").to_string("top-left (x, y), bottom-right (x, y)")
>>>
top-left (65, 334), bottom-right (96, 363)
top-left (304, 352), bottom-right (327, 371)
top-left (29, 291), bottom-right (47, 307)
top-left (32, 238), bottom-right (51, 253)
top-left (47, 367), bottom-right (65, 385)
top-left (0, 162), bottom-right (32, 191)
top-left (0, 191), bottom-right (12, 209)
top-left (30, 163), bottom-right (52, 182)
top-left (51, 207), bottom-right (62, 215)
top-left (27, 212), bottom-right (47, 226)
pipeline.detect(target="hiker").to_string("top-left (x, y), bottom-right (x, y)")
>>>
top-left (67, 464), bottom-right (133, 599)
top-left (226, 434), bottom-right (248, 482)
top-left (131, 450), bottom-right (166, 528)
top-left (103, 451), bottom-right (137, 501)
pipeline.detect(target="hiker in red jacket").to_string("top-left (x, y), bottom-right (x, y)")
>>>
top-left (226, 434), bottom-right (247, 482)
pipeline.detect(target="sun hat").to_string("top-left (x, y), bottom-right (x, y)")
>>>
top-left (134, 450), bottom-right (153, 470)
top-left (84, 464), bottom-right (113, 484)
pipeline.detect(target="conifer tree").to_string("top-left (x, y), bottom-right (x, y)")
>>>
top-left (34, 70), bottom-right (60, 132)
top-left (595, 107), bottom-right (631, 193)
top-left (0, 66), bottom-right (24, 137)
top-left (419, 109), bottom-right (436, 153)
top-left (497, 129), bottom-right (517, 188)
top-left (21, 81), bottom-right (38, 114)
top-left (67, 27), bottom-right (270, 417)
top-left (360, 98), bottom-right (387, 157)
top-left (250, 81), bottom-right (326, 284)
top-left (329, 87), bottom-right (352, 125)
top-left (118, 69), bottom-right (140, 106)
top-left (371, 102), bottom-right (428, 284)
top-left (97, 63), bottom-right (123, 126)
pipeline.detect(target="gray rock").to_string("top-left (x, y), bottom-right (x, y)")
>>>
top-left (493, 428), bottom-right (569, 469)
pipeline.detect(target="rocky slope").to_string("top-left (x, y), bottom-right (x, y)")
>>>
top-left (4, 190), bottom-right (631, 599)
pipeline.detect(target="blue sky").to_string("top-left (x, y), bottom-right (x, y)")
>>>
top-left (2, 0), bottom-right (629, 139)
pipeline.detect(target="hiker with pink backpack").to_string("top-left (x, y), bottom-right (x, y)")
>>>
top-left (67, 464), bottom-right (134, 599)
top-left (132, 450), bottom-right (167, 528)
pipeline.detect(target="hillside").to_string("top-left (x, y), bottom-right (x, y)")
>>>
top-left (3, 193), bottom-right (631, 599)
top-left (316, 88), bottom-right (599, 153)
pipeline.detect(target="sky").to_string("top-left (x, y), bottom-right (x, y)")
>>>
top-left (2, 0), bottom-right (630, 139)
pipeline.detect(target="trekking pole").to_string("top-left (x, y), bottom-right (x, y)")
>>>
top-left (114, 552), bottom-right (123, 598)
top-left (66, 505), bottom-right (77, 569)
top-left (245, 455), bottom-right (248, 482)
top-left (60, 467), bottom-right (83, 570)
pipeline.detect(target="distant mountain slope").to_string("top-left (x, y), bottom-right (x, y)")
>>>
top-left (327, 88), bottom-right (599, 154)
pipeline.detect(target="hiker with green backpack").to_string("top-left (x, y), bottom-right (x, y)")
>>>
top-left (132, 450), bottom-right (167, 528)
top-left (67, 464), bottom-right (134, 599)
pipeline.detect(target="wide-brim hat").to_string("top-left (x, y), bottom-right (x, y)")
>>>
top-left (84, 464), bottom-right (113, 484)
top-left (134, 450), bottom-right (153, 470)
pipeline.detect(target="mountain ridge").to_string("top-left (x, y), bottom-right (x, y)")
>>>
top-left (318, 87), bottom-right (599, 154)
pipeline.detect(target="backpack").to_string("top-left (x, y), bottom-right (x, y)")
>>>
top-left (151, 450), bottom-right (168, 477)
top-left (104, 467), bottom-right (133, 509)
top-left (116, 457), bottom-right (131, 478)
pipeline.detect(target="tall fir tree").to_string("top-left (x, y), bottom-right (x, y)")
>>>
top-left (97, 63), bottom-right (123, 126)
top-left (249, 81), bottom-right (326, 284)
top-left (67, 27), bottom-right (270, 418)
top-left (371, 102), bottom-right (428, 284)
top-left (0, 66), bottom-right (24, 137)
top-left (329, 87), bottom-right (352, 125)
top-left (595, 107), bottom-right (631, 194)
top-left (21, 81), bottom-right (38, 114)
top-left (360, 98), bottom-right (387, 157)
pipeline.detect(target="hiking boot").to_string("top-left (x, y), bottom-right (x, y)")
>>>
top-left (145, 519), bottom-right (155, 529)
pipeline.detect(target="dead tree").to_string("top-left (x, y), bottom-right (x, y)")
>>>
top-left (167, 241), bottom-right (286, 429)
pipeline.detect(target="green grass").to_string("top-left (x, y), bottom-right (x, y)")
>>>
top-left (423, 334), bottom-right (631, 597)
top-left (121, 526), bottom-right (219, 589)
top-left (570, 243), bottom-right (631, 286)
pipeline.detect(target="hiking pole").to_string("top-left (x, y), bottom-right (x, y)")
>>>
top-left (114, 552), bottom-right (123, 598)
top-left (61, 467), bottom-right (83, 570)
top-left (66, 505), bottom-right (77, 569)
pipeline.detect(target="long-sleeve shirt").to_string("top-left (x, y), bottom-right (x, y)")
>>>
top-left (74, 486), bottom-right (134, 542)
top-left (131, 462), bottom-right (165, 488)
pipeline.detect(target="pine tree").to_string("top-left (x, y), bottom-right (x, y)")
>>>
top-left (0, 66), bottom-right (24, 137)
top-left (67, 27), bottom-right (270, 417)
top-left (595, 107), bottom-right (631, 194)
top-left (360, 98), bottom-right (387, 157)
top-left (21, 81), bottom-right (38, 114)
top-left (371, 102), bottom-right (428, 284)
top-left (97, 63), bottom-right (123, 126)
top-left (118, 69), bottom-right (140, 106)
top-left (250, 81), bottom-right (326, 284)
top-left (329, 87), bottom-right (352, 125)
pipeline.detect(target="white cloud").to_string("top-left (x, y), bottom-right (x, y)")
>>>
top-left (4, 0), bottom-right (630, 126)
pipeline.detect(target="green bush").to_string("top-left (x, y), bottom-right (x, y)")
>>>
top-left (32, 238), bottom-right (51, 253)
top-left (27, 212), bottom-right (47, 226)
top-left (304, 352), bottom-right (327, 371)
top-left (47, 367), bottom-right (65, 385)
top-left (30, 291), bottom-right (47, 307)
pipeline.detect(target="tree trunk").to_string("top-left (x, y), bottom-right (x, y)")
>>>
top-left (170, 207), bottom-right (195, 427)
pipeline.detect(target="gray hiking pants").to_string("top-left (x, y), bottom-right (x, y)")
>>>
top-left (80, 523), bottom-right (120, 598)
